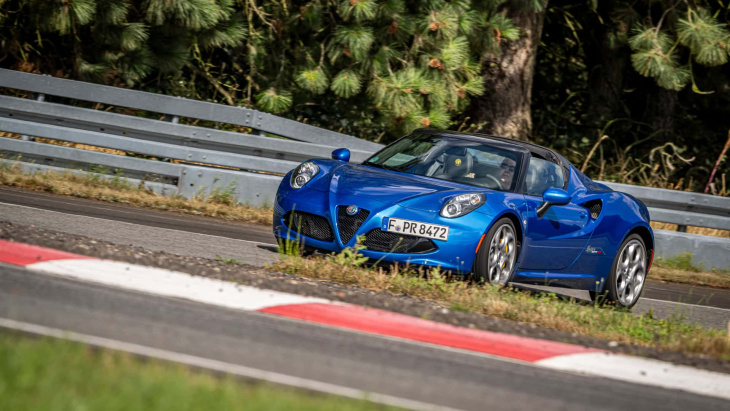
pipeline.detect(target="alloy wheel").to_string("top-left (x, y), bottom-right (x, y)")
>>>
top-left (487, 223), bottom-right (516, 285)
top-left (615, 239), bottom-right (646, 307)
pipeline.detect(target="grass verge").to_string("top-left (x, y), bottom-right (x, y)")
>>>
top-left (272, 246), bottom-right (730, 360)
top-left (0, 160), bottom-right (273, 225)
top-left (651, 253), bottom-right (730, 289)
top-left (0, 333), bottom-right (393, 410)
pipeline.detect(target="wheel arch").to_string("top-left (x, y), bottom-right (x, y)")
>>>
top-left (628, 225), bottom-right (654, 252)
top-left (490, 211), bottom-right (523, 255)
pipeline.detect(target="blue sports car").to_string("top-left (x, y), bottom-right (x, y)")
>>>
top-left (273, 129), bottom-right (654, 308)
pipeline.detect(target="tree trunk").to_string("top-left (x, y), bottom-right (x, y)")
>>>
top-left (642, 85), bottom-right (677, 137)
top-left (584, 15), bottom-right (631, 126)
top-left (467, 4), bottom-right (546, 141)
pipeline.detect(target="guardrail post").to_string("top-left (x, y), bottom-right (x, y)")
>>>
top-left (20, 93), bottom-right (45, 142)
top-left (159, 115), bottom-right (181, 162)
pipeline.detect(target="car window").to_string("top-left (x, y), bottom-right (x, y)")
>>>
top-left (363, 133), bottom-right (522, 192)
top-left (383, 153), bottom-right (417, 167)
top-left (525, 157), bottom-right (565, 196)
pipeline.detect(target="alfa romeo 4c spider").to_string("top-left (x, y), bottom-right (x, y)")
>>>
top-left (273, 129), bottom-right (654, 308)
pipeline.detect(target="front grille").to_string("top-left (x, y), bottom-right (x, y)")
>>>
top-left (362, 229), bottom-right (437, 254)
top-left (283, 211), bottom-right (334, 241)
top-left (337, 206), bottom-right (370, 244)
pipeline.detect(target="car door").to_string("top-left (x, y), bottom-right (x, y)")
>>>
top-left (518, 157), bottom-right (593, 271)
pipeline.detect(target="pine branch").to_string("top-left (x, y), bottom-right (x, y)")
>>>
top-left (256, 88), bottom-right (292, 113)
top-left (247, 0), bottom-right (275, 31)
top-left (186, 62), bottom-right (236, 106)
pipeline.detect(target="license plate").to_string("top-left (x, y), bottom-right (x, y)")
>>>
top-left (381, 217), bottom-right (449, 241)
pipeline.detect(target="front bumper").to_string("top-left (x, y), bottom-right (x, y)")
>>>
top-left (273, 182), bottom-right (491, 273)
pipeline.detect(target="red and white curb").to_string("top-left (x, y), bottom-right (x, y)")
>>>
top-left (1, 239), bottom-right (730, 401)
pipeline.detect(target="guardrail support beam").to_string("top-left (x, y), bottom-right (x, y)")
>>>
top-left (21, 93), bottom-right (45, 142)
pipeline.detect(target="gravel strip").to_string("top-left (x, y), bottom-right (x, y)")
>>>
top-left (1, 220), bottom-right (729, 374)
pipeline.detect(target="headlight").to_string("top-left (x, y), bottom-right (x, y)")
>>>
top-left (290, 161), bottom-right (319, 189)
top-left (440, 193), bottom-right (485, 218)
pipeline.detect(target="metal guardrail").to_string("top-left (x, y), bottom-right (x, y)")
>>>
top-left (0, 69), bottom-right (728, 269)
top-left (0, 69), bottom-right (381, 206)
top-left (0, 69), bottom-right (382, 152)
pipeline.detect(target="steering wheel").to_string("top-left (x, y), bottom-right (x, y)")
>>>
top-left (484, 174), bottom-right (503, 190)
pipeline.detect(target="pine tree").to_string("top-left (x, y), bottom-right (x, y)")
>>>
top-left (248, 0), bottom-right (515, 138)
top-left (618, 3), bottom-right (730, 92)
top-left (1, 1), bottom-right (246, 88)
top-left (0, 0), bottom-right (520, 140)
top-left (465, 0), bottom-right (546, 140)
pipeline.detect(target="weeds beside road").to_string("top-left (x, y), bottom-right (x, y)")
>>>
top-left (0, 160), bottom-right (273, 225)
top-left (652, 254), bottom-right (730, 289)
top-left (272, 244), bottom-right (730, 361)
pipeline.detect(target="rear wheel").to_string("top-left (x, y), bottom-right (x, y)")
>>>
top-left (473, 217), bottom-right (518, 286)
top-left (600, 234), bottom-right (647, 308)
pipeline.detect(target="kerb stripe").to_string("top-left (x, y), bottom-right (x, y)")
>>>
top-left (260, 303), bottom-right (602, 362)
top-left (0, 239), bottom-right (94, 266)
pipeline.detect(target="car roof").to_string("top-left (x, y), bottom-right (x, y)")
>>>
top-left (415, 128), bottom-right (573, 172)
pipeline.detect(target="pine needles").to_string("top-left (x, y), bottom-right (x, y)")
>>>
top-left (1, 0), bottom-right (528, 138)
top-left (629, 7), bottom-right (730, 91)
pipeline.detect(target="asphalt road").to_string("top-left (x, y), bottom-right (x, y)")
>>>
top-left (1, 186), bottom-right (729, 329)
top-left (0, 186), bottom-right (279, 267)
top-left (1, 264), bottom-right (726, 411)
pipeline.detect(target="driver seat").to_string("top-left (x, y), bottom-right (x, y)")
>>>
top-left (440, 147), bottom-right (473, 179)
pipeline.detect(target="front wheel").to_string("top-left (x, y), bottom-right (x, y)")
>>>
top-left (599, 234), bottom-right (647, 309)
top-left (473, 217), bottom-right (518, 286)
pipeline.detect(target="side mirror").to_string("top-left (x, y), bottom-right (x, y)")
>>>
top-left (331, 148), bottom-right (350, 162)
top-left (537, 188), bottom-right (571, 218)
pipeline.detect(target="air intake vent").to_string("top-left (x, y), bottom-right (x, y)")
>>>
top-left (283, 211), bottom-right (334, 241)
top-left (362, 230), bottom-right (437, 254)
top-left (585, 200), bottom-right (602, 220)
top-left (337, 206), bottom-right (370, 244)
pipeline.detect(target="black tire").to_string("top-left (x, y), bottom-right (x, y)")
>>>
top-left (473, 217), bottom-right (519, 286)
top-left (602, 234), bottom-right (647, 309)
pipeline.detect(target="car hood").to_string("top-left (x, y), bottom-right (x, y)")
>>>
top-left (320, 163), bottom-right (483, 211)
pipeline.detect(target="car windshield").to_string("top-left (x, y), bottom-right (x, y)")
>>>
top-left (363, 133), bottom-right (522, 192)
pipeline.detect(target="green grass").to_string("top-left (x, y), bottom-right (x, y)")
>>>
top-left (0, 333), bottom-right (395, 411)
top-left (216, 255), bottom-right (248, 265)
top-left (0, 160), bottom-right (274, 225)
top-left (652, 252), bottom-right (730, 289)
top-left (656, 253), bottom-right (702, 272)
